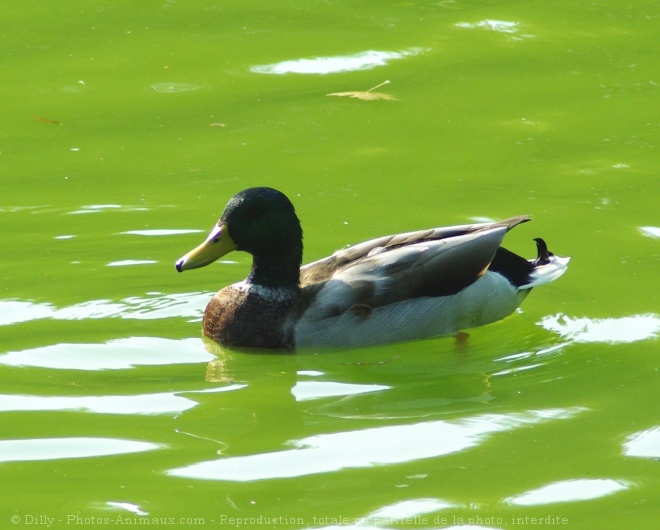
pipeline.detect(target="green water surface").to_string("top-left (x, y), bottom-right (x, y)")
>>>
top-left (1, 1), bottom-right (658, 529)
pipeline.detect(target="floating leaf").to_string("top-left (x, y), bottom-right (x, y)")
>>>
top-left (34, 116), bottom-right (61, 125)
top-left (327, 80), bottom-right (397, 101)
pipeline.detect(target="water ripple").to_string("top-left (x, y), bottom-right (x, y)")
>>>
top-left (0, 392), bottom-right (197, 415)
top-left (540, 313), bottom-right (660, 343)
top-left (639, 226), bottom-right (660, 238)
top-left (168, 407), bottom-right (584, 482)
top-left (150, 82), bottom-right (201, 93)
top-left (0, 292), bottom-right (208, 326)
top-left (291, 381), bottom-right (389, 402)
top-left (504, 478), bottom-right (632, 506)
top-left (456, 20), bottom-right (520, 34)
top-left (0, 384), bottom-right (245, 414)
top-left (251, 48), bottom-right (427, 75)
top-left (0, 337), bottom-right (212, 370)
top-left (623, 426), bottom-right (660, 458)
top-left (0, 437), bottom-right (161, 463)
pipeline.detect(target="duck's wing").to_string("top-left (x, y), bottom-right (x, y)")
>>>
top-left (296, 216), bottom-right (530, 321)
top-left (300, 216), bottom-right (530, 286)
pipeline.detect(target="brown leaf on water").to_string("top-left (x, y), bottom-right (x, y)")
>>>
top-left (327, 80), bottom-right (397, 101)
top-left (328, 90), bottom-right (397, 101)
top-left (34, 115), bottom-right (62, 125)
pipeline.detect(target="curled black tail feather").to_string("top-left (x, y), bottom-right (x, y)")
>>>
top-left (533, 238), bottom-right (554, 266)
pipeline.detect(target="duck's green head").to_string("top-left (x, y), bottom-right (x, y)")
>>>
top-left (175, 187), bottom-right (303, 284)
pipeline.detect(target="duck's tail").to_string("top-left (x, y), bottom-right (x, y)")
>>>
top-left (520, 238), bottom-right (570, 289)
top-left (488, 238), bottom-right (570, 290)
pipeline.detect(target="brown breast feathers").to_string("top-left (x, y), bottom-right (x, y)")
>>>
top-left (203, 284), bottom-right (298, 349)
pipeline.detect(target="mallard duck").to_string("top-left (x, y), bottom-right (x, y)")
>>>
top-left (175, 187), bottom-right (569, 350)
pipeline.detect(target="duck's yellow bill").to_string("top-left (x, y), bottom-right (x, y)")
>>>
top-left (175, 223), bottom-right (236, 272)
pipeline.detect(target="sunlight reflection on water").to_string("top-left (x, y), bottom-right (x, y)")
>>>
top-left (0, 292), bottom-right (208, 326)
top-left (504, 478), bottom-right (632, 506)
top-left (540, 313), bottom-right (660, 343)
top-left (291, 381), bottom-right (389, 401)
top-left (168, 407), bottom-right (584, 482)
top-left (0, 384), bottom-right (245, 415)
top-left (150, 82), bottom-right (201, 93)
top-left (0, 337), bottom-right (212, 370)
top-left (638, 226), bottom-right (660, 238)
top-left (623, 426), bottom-right (660, 458)
top-left (0, 392), bottom-right (196, 415)
top-left (0, 437), bottom-right (160, 462)
top-left (251, 48), bottom-right (426, 75)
